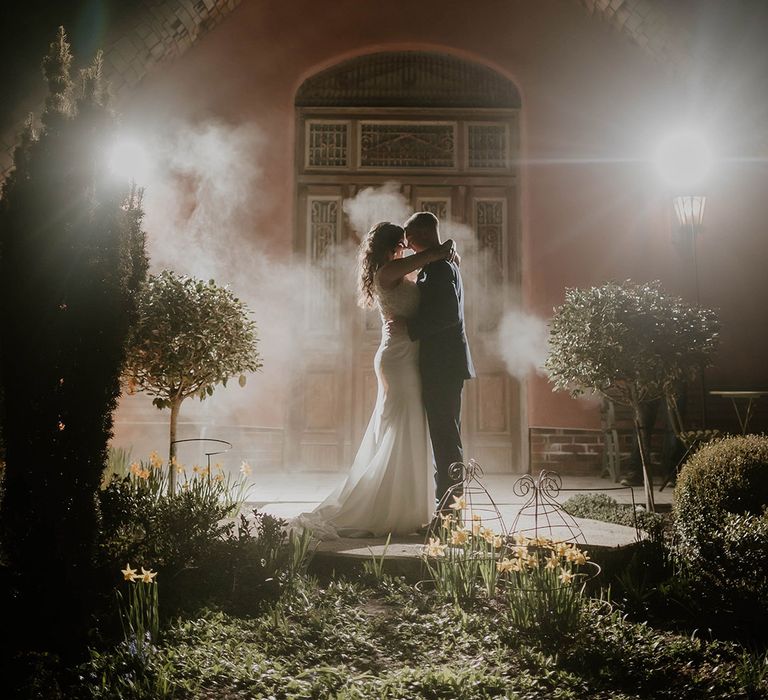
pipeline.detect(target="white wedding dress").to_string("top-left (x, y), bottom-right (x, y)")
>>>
top-left (295, 273), bottom-right (433, 539)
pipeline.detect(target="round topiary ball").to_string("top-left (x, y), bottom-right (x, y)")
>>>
top-left (674, 434), bottom-right (768, 592)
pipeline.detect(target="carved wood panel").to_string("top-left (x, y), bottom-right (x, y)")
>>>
top-left (359, 122), bottom-right (456, 169)
top-left (306, 196), bottom-right (342, 332)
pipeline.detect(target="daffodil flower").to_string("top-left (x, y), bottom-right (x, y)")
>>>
top-left (450, 528), bottom-right (469, 546)
top-left (240, 461), bottom-right (252, 476)
top-left (424, 537), bottom-right (447, 557)
top-left (449, 494), bottom-right (466, 511)
top-left (513, 532), bottom-right (530, 546)
top-left (121, 564), bottom-right (137, 582)
top-left (140, 567), bottom-right (158, 584)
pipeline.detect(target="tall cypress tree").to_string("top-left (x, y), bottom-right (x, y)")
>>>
top-left (0, 28), bottom-right (148, 652)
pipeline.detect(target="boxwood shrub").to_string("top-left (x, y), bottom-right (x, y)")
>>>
top-left (673, 435), bottom-right (768, 605)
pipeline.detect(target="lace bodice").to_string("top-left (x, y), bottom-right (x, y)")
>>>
top-left (374, 274), bottom-right (419, 321)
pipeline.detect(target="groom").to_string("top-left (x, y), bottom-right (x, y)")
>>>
top-left (402, 211), bottom-right (475, 516)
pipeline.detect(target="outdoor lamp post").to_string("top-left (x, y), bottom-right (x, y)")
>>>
top-left (673, 193), bottom-right (708, 426)
top-left (672, 194), bottom-right (706, 303)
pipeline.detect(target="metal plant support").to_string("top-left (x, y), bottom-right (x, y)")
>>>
top-left (509, 470), bottom-right (586, 545)
top-left (435, 458), bottom-right (508, 538)
top-left (170, 437), bottom-right (232, 472)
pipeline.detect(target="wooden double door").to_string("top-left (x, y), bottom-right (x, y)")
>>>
top-left (288, 180), bottom-right (523, 474)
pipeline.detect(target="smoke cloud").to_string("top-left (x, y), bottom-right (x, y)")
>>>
top-left (115, 126), bottom-right (554, 469)
top-left (495, 309), bottom-right (550, 380)
top-left (342, 181), bottom-right (413, 235)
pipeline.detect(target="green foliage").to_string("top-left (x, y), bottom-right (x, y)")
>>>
top-left (0, 27), bottom-right (148, 651)
top-left (116, 567), bottom-right (160, 656)
top-left (124, 269), bottom-right (261, 408)
top-left (123, 270), bottom-right (262, 476)
top-left (98, 456), bottom-right (247, 577)
top-left (563, 493), bottom-right (665, 542)
top-left (75, 579), bottom-right (765, 699)
top-left (362, 533), bottom-right (392, 584)
top-left (546, 280), bottom-right (719, 406)
top-left (674, 435), bottom-right (768, 606)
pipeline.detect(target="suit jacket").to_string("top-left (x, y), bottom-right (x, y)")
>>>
top-left (406, 259), bottom-right (475, 382)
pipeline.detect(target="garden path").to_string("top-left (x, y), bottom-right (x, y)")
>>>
top-left (245, 473), bottom-right (673, 561)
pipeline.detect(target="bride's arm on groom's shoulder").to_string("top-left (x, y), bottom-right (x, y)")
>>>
top-left (377, 240), bottom-right (455, 289)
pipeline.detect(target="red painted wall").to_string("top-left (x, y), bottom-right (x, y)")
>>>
top-left (114, 0), bottom-right (768, 446)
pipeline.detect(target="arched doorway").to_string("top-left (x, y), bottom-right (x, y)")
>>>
top-left (289, 51), bottom-right (523, 473)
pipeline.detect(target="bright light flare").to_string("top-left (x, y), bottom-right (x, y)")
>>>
top-left (107, 137), bottom-right (152, 184)
top-left (654, 130), bottom-right (713, 189)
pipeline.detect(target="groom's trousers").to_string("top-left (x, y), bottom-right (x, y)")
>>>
top-left (422, 374), bottom-right (465, 509)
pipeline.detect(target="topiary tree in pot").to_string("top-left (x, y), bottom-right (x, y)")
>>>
top-left (124, 270), bottom-right (262, 491)
top-left (545, 280), bottom-right (719, 511)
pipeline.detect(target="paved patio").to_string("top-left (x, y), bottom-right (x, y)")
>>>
top-left (245, 472), bottom-right (673, 561)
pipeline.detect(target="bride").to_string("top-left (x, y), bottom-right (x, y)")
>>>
top-left (296, 222), bottom-right (455, 539)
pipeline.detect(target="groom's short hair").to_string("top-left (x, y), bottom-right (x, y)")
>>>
top-left (404, 211), bottom-right (438, 234)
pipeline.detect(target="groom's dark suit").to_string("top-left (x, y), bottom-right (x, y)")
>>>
top-left (406, 259), bottom-right (475, 507)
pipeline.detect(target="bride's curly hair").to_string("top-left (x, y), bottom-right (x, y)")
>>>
top-left (357, 222), bottom-right (405, 308)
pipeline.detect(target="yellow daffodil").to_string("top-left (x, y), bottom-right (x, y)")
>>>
top-left (512, 532), bottom-right (530, 546)
top-left (511, 545), bottom-right (528, 559)
top-left (449, 494), bottom-right (466, 511)
top-left (240, 461), bottom-right (252, 476)
top-left (140, 567), bottom-right (158, 584)
top-left (213, 473), bottom-right (224, 482)
top-left (472, 513), bottom-right (482, 521)
top-left (472, 520), bottom-right (483, 536)
top-left (524, 553), bottom-right (539, 570)
top-left (450, 528), bottom-right (470, 546)
top-left (129, 462), bottom-right (142, 476)
top-left (555, 541), bottom-right (570, 557)
top-left (149, 451), bottom-right (163, 469)
top-left (545, 552), bottom-right (560, 570)
top-left (559, 569), bottom-right (575, 585)
top-left (566, 548), bottom-right (590, 566)
top-left (424, 537), bottom-right (447, 557)
top-left (497, 557), bottom-right (522, 574)
top-left (491, 535), bottom-right (503, 549)
top-left (121, 564), bottom-right (137, 582)
top-left (439, 512), bottom-right (454, 526)
top-left (138, 468), bottom-right (150, 479)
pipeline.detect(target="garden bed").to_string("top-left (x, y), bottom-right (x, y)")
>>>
top-left (72, 576), bottom-right (766, 699)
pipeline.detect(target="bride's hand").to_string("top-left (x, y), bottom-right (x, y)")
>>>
top-left (432, 239), bottom-right (456, 263)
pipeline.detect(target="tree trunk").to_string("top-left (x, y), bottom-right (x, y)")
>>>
top-left (632, 403), bottom-right (656, 513)
top-left (168, 398), bottom-right (183, 494)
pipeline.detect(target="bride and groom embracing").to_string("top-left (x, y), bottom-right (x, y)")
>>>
top-left (298, 211), bottom-right (475, 539)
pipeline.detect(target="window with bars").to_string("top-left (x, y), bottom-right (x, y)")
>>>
top-left (307, 122), bottom-right (349, 168)
top-left (467, 124), bottom-right (508, 169)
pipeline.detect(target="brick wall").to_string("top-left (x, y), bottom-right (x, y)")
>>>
top-left (529, 427), bottom-right (604, 476)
